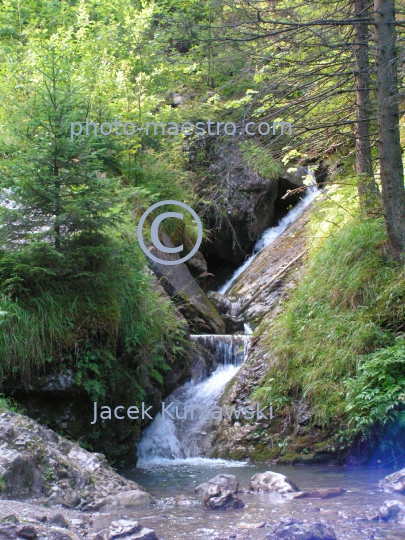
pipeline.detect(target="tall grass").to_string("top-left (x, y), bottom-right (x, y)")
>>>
top-left (253, 182), bottom-right (405, 434)
top-left (0, 237), bottom-right (188, 392)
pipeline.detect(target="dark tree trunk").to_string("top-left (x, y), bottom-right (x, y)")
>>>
top-left (353, 0), bottom-right (379, 211)
top-left (374, 0), bottom-right (405, 258)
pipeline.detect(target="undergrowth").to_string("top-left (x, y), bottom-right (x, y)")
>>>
top-left (253, 180), bottom-right (405, 462)
top-left (0, 235), bottom-right (188, 403)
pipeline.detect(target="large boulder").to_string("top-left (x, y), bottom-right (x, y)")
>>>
top-left (0, 411), bottom-right (151, 508)
top-left (202, 484), bottom-right (244, 511)
top-left (195, 474), bottom-right (239, 496)
top-left (379, 467), bottom-right (405, 494)
top-left (147, 233), bottom-right (226, 334)
top-left (250, 471), bottom-right (299, 494)
top-left (377, 500), bottom-right (405, 522)
top-left (265, 518), bottom-right (337, 540)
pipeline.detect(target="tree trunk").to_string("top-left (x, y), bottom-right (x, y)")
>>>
top-left (374, 0), bottom-right (405, 258)
top-left (353, 0), bottom-right (380, 211)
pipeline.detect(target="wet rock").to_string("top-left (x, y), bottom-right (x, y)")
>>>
top-left (289, 488), bottom-right (346, 500)
top-left (223, 315), bottom-right (245, 334)
top-left (93, 518), bottom-right (159, 540)
top-left (90, 489), bottom-right (152, 512)
top-left (0, 525), bottom-right (38, 540)
top-left (205, 292), bottom-right (244, 333)
top-left (265, 518), bottom-right (337, 540)
top-left (195, 474), bottom-right (239, 496)
top-left (378, 500), bottom-right (405, 522)
top-left (250, 471), bottom-right (299, 494)
top-left (379, 467), bottom-right (405, 494)
top-left (174, 495), bottom-right (197, 507)
top-left (148, 233), bottom-right (226, 334)
top-left (0, 411), bottom-right (151, 508)
top-left (30, 513), bottom-right (47, 523)
top-left (206, 292), bottom-right (232, 315)
top-left (0, 525), bottom-right (17, 540)
top-left (203, 485), bottom-right (245, 510)
top-left (16, 527), bottom-right (38, 540)
top-left (49, 514), bottom-right (69, 528)
top-left (238, 522), bottom-right (266, 529)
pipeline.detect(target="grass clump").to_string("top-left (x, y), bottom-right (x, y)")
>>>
top-left (253, 181), bottom-right (405, 462)
top-left (0, 393), bottom-right (19, 413)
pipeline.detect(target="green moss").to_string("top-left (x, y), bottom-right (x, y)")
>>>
top-left (251, 447), bottom-right (280, 462)
top-left (278, 452), bottom-right (302, 464)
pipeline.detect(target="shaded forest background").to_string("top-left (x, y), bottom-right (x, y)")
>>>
top-left (1, 0), bottom-right (405, 466)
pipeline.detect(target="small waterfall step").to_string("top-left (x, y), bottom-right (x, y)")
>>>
top-left (190, 334), bottom-right (251, 366)
top-left (137, 334), bottom-right (252, 464)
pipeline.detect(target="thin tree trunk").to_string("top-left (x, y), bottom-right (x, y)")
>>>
top-left (354, 0), bottom-right (379, 211)
top-left (374, 0), bottom-right (405, 258)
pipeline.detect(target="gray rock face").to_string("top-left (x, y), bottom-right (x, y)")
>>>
top-left (283, 166), bottom-right (309, 188)
top-left (265, 518), bottom-right (337, 540)
top-left (192, 142), bottom-right (307, 268)
top-left (206, 292), bottom-right (232, 315)
top-left (379, 467), bottom-right (405, 494)
top-left (196, 143), bottom-right (280, 266)
top-left (0, 411), bottom-right (151, 509)
top-left (250, 471), bottom-right (299, 494)
top-left (148, 233), bottom-right (225, 334)
top-left (202, 484), bottom-right (244, 511)
top-left (195, 474), bottom-right (239, 496)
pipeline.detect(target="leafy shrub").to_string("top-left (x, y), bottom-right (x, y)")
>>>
top-left (343, 338), bottom-right (405, 461)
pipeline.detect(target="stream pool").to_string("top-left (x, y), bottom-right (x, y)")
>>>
top-left (122, 461), bottom-right (405, 539)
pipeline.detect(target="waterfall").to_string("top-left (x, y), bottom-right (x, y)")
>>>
top-left (137, 171), bottom-right (320, 467)
top-left (137, 334), bottom-right (251, 466)
top-left (190, 334), bottom-right (250, 367)
top-left (218, 173), bottom-right (320, 294)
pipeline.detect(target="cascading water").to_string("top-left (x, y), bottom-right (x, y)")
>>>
top-left (137, 334), bottom-right (251, 466)
top-left (190, 334), bottom-right (251, 365)
top-left (137, 171), bottom-right (320, 468)
top-left (218, 172), bottom-right (320, 295)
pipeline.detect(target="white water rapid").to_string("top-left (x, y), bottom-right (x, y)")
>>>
top-left (218, 176), bottom-right (320, 295)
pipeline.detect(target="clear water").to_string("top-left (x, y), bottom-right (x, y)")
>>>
top-left (122, 462), bottom-right (405, 540)
top-left (129, 174), bottom-right (405, 539)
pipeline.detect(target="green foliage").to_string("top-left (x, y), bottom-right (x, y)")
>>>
top-left (240, 141), bottom-right (283, 181)
top-left (0, 393), bottom-right (19, 413)
top-left (254, 182), bottom-right (405, 442)
top-left (344, 338), bottom-right (405, 448)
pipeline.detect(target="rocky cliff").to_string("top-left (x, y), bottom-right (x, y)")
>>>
top-left (205, 194), bottom-right (337, 464)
